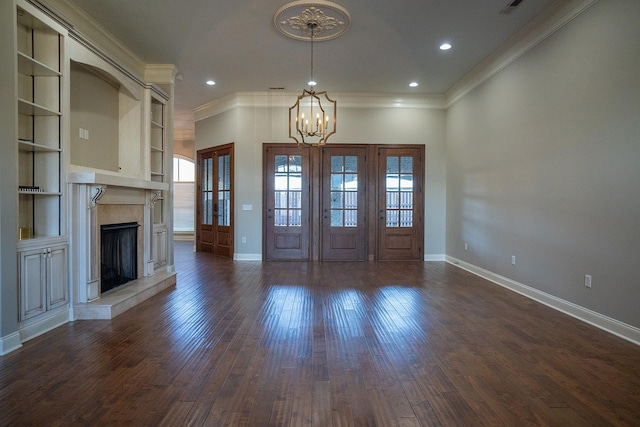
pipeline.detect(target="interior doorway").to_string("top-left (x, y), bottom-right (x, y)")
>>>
top-left (320, 146), bottom-right (367, 260)
top-left (377, 146), bottom-right (424, 260)
top-left (263, 145), bottom-right (311, 260)
top-left (196, 143), bottom-right (234, 257)
top-left (263, 143), bottom-right (423, 261)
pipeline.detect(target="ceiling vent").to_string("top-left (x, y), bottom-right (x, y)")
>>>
top-left (500, 0), bottom-right (525, 15)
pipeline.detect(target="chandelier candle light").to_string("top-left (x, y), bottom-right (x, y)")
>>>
top-left (275, 1), bottom-right (351, 146)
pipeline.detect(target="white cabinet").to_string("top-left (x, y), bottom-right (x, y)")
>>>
top-left (19, 244), bottom-right (68, 321)
top-left (16, 2), bottom-right (68, 325)
top-left (153, 226), bottom-right (168, 268)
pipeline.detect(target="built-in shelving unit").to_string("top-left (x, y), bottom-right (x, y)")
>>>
top-left (150, 95), bottom-right (165, 184)
top-left (16, 4), bottom-right (64, 242)
top-left (149, 89), bottom-right (168, 268)
top-left (16, 2), bottom-right (68, 326)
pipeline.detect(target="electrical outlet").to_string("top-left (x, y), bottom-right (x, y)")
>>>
top-left (585, 274), bottom-right (592, 288)
top-left (464, 242), bottom-right (468, 251)
top-left (241, 237), bottom-right (247, 243)
top-left (511, 255), bottom-right (516, 265)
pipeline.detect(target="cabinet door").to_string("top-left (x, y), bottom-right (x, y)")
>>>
top-left (153, 229), bottom-right (167, 268)
top-left (47, 245), bottom-right (68, 310)
top-left (20, 249), bottom-right (46, 320)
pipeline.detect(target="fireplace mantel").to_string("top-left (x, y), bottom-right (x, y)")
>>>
top-left (68, 172), bottom-right (169, 191)
top-left (68, 174), bottom-right (175, 319)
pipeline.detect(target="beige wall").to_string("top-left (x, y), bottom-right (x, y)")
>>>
top-left (70, 62), bottom-right (119, 171)
top-left (174, 138), bottom-right (194, 161)
top-left (195, 100), bottom-right (447, 258)
top-left (446, 0), bottom-right (640, 328)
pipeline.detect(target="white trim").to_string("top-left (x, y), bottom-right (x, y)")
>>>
top-left (424, 254), bottom-right (445, 261)
top-left (145, 64), bottom-right (179, 85)
top-left (234, 253), bottom-right (262, 261)
top-left (18, 309), bottom-right (70, 344)
top-left (445, 256), bottom-right (640, 346)
top-left (194, 91), bottom-right (446, 122)
top-left (0, 332), bottom-right (22, 356)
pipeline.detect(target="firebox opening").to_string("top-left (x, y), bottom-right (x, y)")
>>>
top-left (101, 222), bottom-right (140, 293)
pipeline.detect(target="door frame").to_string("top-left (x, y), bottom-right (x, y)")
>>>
top-left (262, 143), bottom-right (424, 261)
top-left (375, 145), bottom-right (424, 261)
top-left (320, 145), bottom-right (368, 261)
top-left (262, 143), bottom-right (312, 260)
top-left (196, 143), bottom-right (234, 257)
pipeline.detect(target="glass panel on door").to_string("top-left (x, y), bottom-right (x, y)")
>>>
top-left (330, 155), bottom-right (358, 227)
top-left (385, 156), bottom-right (414, 227)
top-left (274, 155), bottom-right (303, 227)
top-left (202, 157), bottom-right (213, 226)
top-left (218, 154), bottom-right (231, 226)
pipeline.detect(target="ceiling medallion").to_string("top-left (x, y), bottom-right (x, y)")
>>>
top-left (274, 0), bottom-right (351, 41)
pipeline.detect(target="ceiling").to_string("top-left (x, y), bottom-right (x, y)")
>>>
top-left (66, 0), bottom-right (556, 126)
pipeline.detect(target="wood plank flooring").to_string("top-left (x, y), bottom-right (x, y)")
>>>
top-left (1, 241), bottom-right (639, 426)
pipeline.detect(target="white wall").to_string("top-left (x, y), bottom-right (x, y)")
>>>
top-left (195, 95), bottom-right (447, 258)
top-left (446, 0), bottom-right (640, 328)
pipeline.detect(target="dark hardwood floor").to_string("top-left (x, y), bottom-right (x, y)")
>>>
top-left (1, 241), bottom-right (639, 426)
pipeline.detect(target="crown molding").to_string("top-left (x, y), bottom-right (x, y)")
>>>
top-left (145, 64), bottom-right (179, 85)
top-left (194, 91), bottom-right (446, 122)
top-left (445, 0), bottom-right (599, 107)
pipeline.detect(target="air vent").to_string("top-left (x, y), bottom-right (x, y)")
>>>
top-left (500, 0), bottom-right (525, 15)
top-left (269, 87), bottom-right (285, 90)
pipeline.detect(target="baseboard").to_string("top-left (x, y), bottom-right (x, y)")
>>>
top-left (18, 309), bottom-right (70, 344)
top-left (234, 253), bottom-right (262, 261)
top-left (446, 256), bottom-right (640, 346)
top-left (173, 232), bottom-right (194, 242)
top-left (0, 332), bottom-right (22, 356)
top-left (233, 253), bottom-right (446, 262)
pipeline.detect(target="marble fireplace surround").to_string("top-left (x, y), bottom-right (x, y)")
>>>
top-left (68, 172), bottom-right (176, 320)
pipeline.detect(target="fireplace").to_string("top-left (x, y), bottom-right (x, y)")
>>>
top-left (101, 222), bottom-right (140, 293)
top-left (68, 177), bottom-right (176, 319)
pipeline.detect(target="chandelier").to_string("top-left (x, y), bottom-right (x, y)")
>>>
top-left (275, 1), bottom-right (351, 146)
top-left (289, 23), bottom-right (336, 146)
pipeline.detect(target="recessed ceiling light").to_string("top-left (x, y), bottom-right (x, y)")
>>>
top-left (440, 43), bottom-right (452, 51)
top-left (409, 82), bottom-right (419, 87)
top-left (206, 80), bottom-right (215, 86)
